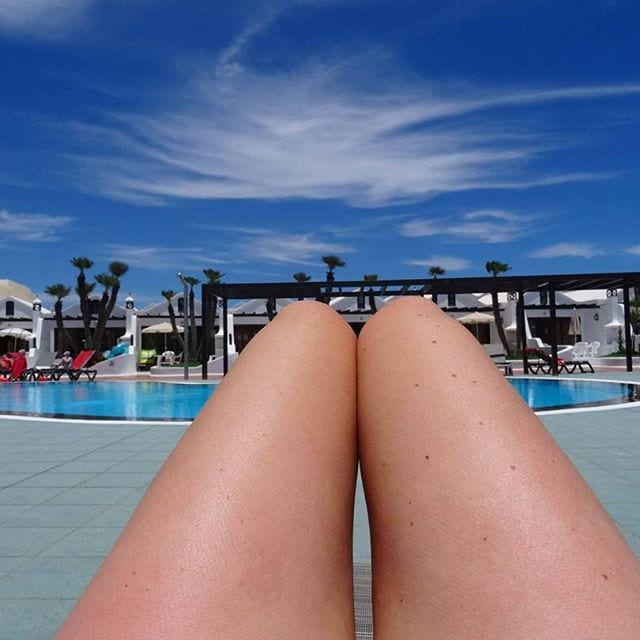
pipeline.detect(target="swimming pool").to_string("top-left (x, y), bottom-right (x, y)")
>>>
top-left (0, 381), bottom-right (216, 421)
top-left (0, 378), bottom-right (637, 421)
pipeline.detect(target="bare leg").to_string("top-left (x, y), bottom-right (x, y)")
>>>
top-left (358, 297), bottom-right (640, 639)
top-left (56, 301), bottom-right (357, 640)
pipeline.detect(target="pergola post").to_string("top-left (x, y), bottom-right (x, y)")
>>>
top-left (623, 284), bottom-right (633, 372)
top-left (549, 288), bottom-right (559, 375)
top-left (222, 296), bottom-right (229, 375)
top-left (201, 288), bottom-right (211, 380)
top-left (517, 290), bottom-right (528, 374)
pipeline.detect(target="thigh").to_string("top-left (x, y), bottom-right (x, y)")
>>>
top-left (358, 296), bottom-right (640, 639)
top-left (56, 301), bottom-right (358, 640)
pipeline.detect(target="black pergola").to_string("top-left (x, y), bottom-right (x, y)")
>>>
top-left (201, 271), bottom-right (640, 378)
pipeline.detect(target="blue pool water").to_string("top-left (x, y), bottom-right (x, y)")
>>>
top-left (0, 379), bottom-right (637, 421)
top-left (0, 382), bottom-right (216, 421)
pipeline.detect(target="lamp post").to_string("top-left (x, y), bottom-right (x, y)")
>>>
top-left (177, 273), bottom-right (189, 381)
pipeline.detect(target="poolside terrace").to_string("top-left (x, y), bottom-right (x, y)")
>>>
top-left (1, 373), bottom-right (640, 639)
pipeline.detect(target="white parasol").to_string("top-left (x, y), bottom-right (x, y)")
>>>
top-left (568, 308), bottom-right (583, 343)
top-left (0, 327), bottom-right (35, 351)
top-left (457, 311), bottom-right (495, 339)
top-left (142, 321), bottom-right (183, 351)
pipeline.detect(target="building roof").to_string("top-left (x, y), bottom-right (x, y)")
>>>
top-left (0, 279), bottom-right (34, 302)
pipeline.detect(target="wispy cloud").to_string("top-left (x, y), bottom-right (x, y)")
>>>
top-left (404, 256), bottom-right (471, 272)
top-left (625, 245), bottom-right (640, 256)
top-left (400, 209), bottom-right (537, 243)
top-left (0, 209), bottom-right (73, 242)
top-left (228, 228), bottom-right (354, 266)
top-left (0, 0), bottom-right (97, 37)
top-left (64, 49), bottom-right (640, 207)
top-left (530, 242), bottom-right (603, 258)
top-left (104, 244), bottom-right (231, 271)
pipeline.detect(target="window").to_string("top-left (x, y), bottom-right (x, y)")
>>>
top-left (5, 301), bottom-right (14, 317)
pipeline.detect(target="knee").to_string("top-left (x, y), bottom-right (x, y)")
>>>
top-left (277, 300), bottom-right (353, 336)
top-left (359, 296), bottom-right (442, 341)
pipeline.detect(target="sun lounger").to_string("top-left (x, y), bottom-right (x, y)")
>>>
top-left (61, 350), bottom-right (97, 381)
top-left (524, 348), bottom-right (594, 374)
top-left (483, 344), bottom-right (513, 376)
top-left (138, 349), bottom-right (157, 370)
top-left (42, 350), bottom-right (97, 381)
top-left (0, 353), bottom-right (28, 382)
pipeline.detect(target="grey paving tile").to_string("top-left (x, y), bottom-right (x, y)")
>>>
top-left (86, 502), bottom-right (136, 528)
top-left (52, 460), bottom-right (118, 473)
top-left (0, 556), bottom-right (101, 598)
top-left (591, 482), bottom-right (640, 504)
top-left (126, 451), bottom-right (173, 462)
top-left (0, 598), bottom-right (74, 640)
top-left (106, 460), bottom-right (166, 473)
top-left (607, 502), bottom-right (640, 525)
top-left (74, 451), bottom-right (135, 461)
top-left (46, 487), bottom-right (133, 505)
top-left (0, 487), bottom-right (65, 505)
top-left (79, 472), bottom-right (154, 488)
top-left (42, 527), bottom-right (121, 557)
top-left (0, 527), bottom-right (73, 556)
top-left (15, 473), bottom-right (96, 488)
top-left (0, 474), bottom-right (30, 488)
top-left (0, 505), bottom-right (31, 525)
top-left (0, 461), bottom-right (56, 474)
top-left (2, 504), bottom-right (105, 528)
top-left (0, 556), bottom-right (29, 578)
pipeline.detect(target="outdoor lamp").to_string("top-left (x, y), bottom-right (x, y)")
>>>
top-left (32, 296), bottom-right (42, 312)
top-left (357, 290), bottom-right (365, 310)
top-left (125, 294), bottom-right (134, 310)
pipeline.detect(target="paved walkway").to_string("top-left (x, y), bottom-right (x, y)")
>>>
top-left (1, 374), bottom-right (640, 639)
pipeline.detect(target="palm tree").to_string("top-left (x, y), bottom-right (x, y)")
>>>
top-left (71, 256), bottom-right (95, 348)
top-left (428, 266), bottom-right (446, 279)
top-left (293, 272), bottom-right (311, 300)
top-left (485, 260), bottom-right (512, 356)
top-left (44, 284), bottom-right (78, 353)
top-left (183, 276), bottom-right (201, 358)
top-left (91, 261), bottom-right (130, 352)
top-left (203, 269), bottom-right (224, 284)
top-left (363, 274), bottom-right (378, 312)
top-left (161, 290), bottom-right (184, 350)
top-left (321, 255), bottom-right (345, 302)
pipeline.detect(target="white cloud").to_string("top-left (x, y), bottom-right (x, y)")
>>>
top-left (229, 228), bottom-right (354, 266)
top-left (0, 0), bottom-right (96, 37)
top-left (530, 242), bottom-right (603, 258)
top-left (104, 244), bottom-right (230, 271)
top-left (625, 246), bottom-right (640, 256)
top-left (400, 210), bottom-right (536, 243)
top-left (404, 256), bottom-right (471, 272)
top-left (105, 228), bottom-right (353, 271)
top-left (0, 209), bottom-right (73, 242)
top-left (66, 54), bottom-right (640, 207)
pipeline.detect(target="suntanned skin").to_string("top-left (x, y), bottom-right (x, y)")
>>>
top-left (56, 297), bottom-right (640, 639)
top-left (358, 297), bottom-right (640, 639)
top-left (55, 301), bottom-right (357, 640)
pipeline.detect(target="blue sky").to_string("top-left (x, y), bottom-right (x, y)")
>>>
top-left (1, 0), bottom-right (640, 306)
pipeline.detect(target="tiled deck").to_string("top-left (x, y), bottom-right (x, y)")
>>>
top-left (1, 373), bottom-right (640, 639)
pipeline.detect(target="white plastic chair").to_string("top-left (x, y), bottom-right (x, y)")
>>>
top-left (572, 341), bottom-right (588, 359)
